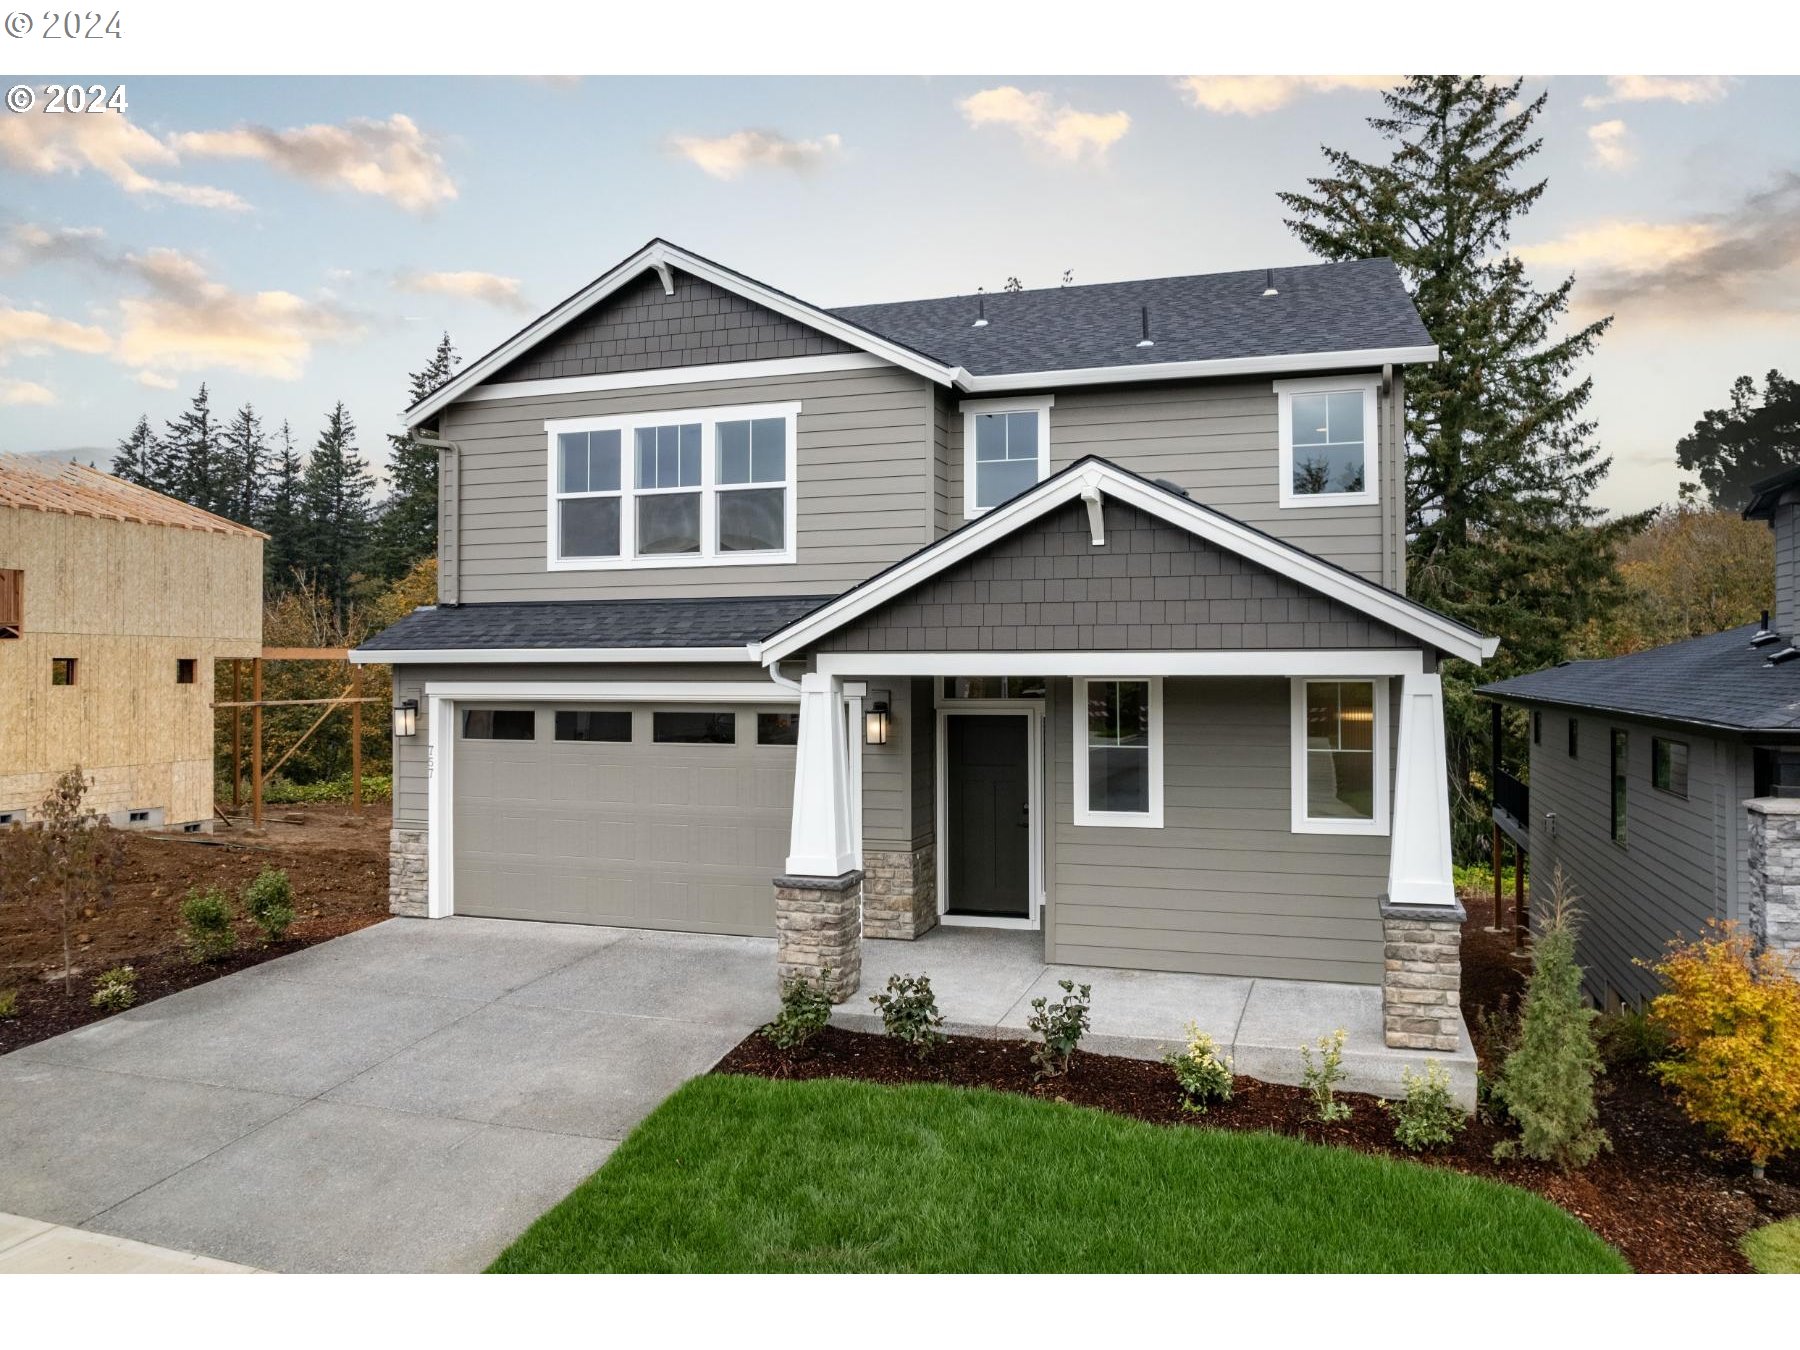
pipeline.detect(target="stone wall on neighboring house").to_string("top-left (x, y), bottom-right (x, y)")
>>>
top-left (1378, 901), bottom-right (1465, 1052)
top-left (862, 844), bottom-right (938, 941)
top-left (1746, 798), bottom-right (1800, 955)
top-left (389, 827), bottom-right (428, 918)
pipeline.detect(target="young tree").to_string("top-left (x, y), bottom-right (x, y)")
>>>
top-left (369, 331), bottom-right (458, 581)
top-left (1280, 76), bottom-right (1645, 855)
top-left (298, 401), bottom-right (377, 619)
top-left (1675, 370), bottom-right (1800, 509)
top-left (0, 768), bottom-right (127, 996)
top-left (214, 402), bottom-right (267, 527)
top-left (260, 419), bottom-right (306, 589)
top-left (160, 383), bottom-right (218, 511)
top-left (110, 415), bottom-right (158, 486)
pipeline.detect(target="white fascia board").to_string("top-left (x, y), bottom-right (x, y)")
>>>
top-left (760, 461), bottom-right (1492, 665)
top-left (406, 242), bottom-right (958, 427)
top-left (350, 645), bottom-right (758, 666)
top-left (452, 353), bottom-right (890, 406)
top-left (955, 346), bottom-right (1439, 394)
top-left (815, 651), bottom-right (1425, 678)
top-left (421, 680), bottom-right (799, 702)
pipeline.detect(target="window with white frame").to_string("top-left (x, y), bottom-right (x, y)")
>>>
top-left (1073, 677), bottom-right (1163, 827)
top-left (962, 397), bottom-right (1051, 517)
top-left (1290, 678), bottom-right (1389, 834)
top-left (547, 402), bottom-right (798, 568)
top-left (1274, 376), bottom-right (1379, 508)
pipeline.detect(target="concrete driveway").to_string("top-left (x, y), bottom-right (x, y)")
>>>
top-left (0, 918), bottom-right (778, 1273)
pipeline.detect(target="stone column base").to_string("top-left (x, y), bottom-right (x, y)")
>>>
top-left (774, 870), bottom-right (863, 1002)
top-left (1747, 799), bottom-right (1800, 955)
top-left (389, 826), bottom-right (428, 918)
top-left (862, 843), bottom-right (938, 940)
top-left (1380, 900), bottom-right (1465, 1052)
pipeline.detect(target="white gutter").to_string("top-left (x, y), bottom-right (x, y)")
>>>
top-left (952, 345), bottom-right (1439, 394)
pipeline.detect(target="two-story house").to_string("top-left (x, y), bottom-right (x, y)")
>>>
top-left (352, 239), bottom-right (1497, 1059)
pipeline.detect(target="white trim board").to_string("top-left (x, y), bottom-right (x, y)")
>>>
top-left (814, 651), bottom-right (1427, 678)
top-left (455, 353), bottom-right (889, 405)
top-left (956, 346), bottom-right (1438, 394)
top-left (351, 646), bottom-right (757, 665)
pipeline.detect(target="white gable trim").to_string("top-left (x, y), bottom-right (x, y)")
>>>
top-left (452, 353), bottom-right (891, 406)
top-left (759, 462), bottom-right (1498, 666)
top-left (405, 241), bottom-right (959, 427)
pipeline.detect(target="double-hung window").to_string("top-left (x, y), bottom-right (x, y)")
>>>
top-left (547, 402), bottom-right (798, 568)
top-left (962, 397), bottom-right (1051, 517)
top-left (1073, 677), bottom-right (1163, 827)
top-left (1291, 678), bottom-right (1389, 835)
top-left (1274, 376), bottom-right (1379, 508)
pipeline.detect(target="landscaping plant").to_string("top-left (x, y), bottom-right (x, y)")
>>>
top-left (1300, 1028), bottom-right (1352, 1122)
top-left (1595, 1006), bottom-right (1672, 1072)
top-left (1492, 870), bottom-right (1608, 1169)
top-left (868, 972), bottom-right (945, 1059)
top-left (1164, 1022), bottom-right (1233, 1113)
top-left (761, 971), bottom-right (834, 1053)
top-left (89, 965), bottom-right (138, 1013)
top-left (0, 989), bottom-right (17, 1020)
top-left (1648, 922), bottom-right (1800, 1179)
top-left (0, 767), bottom-right (126, 995)
top-left (243, 867), bottom-right (296, 944)
top-left (180, 886), bottom-right (238, 964)
top-left (1026, 979), bottom-right (1091, 1080)
top-left (1383, 1063), bottom-right (1466, 1152)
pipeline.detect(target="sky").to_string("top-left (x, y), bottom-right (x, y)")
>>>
top-left (2, 73), bottom-right (1797, 516)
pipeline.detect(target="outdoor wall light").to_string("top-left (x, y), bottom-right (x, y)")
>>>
top-left (393, 698), bottom-right (419, 738)
top-left (864, 696), bottom-right (891, 746)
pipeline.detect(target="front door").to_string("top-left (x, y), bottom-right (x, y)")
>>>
top-left (944, 713), bottom-right (1031, 918)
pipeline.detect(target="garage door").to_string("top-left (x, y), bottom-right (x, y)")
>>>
top-left (451, 701), bottom-right (796, 936)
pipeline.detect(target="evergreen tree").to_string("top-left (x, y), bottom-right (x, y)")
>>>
top-left (261, 420), bottom-right (306, 589)
top-left (111, 415), bottom-right (158, 486)
top-left (370, 331), bottom-right (459, 581)
top-left (298, 402), bottom-right (376, 618)
top-left (1675, 370), bottom-right (1800, 509)
top-left (160, 383), bottom-right (218, 511)
top-left (1279, 76), bottom-right (1646, 855)
top-left (215, 402), bottom-right (267, 527)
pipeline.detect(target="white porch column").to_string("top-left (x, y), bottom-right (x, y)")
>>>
top-left (776, 672), bottom-right (862, 1001)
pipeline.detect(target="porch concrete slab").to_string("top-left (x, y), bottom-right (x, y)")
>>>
top-left (0, 1059), bottom-right (299, 1226)
top-left (91, 1100), bottom-right (614, 1274)
top-left (15, 974), bottom-right (484, 1098)
top-left (505, 930), bottom-right (782, 1027)
top-left (0, 1212), bottom-right (54, 1254)
top-left (239, 915), bottom-right (625, 1003)
top-left (324, 999), bottom-right (746, 1140)
top-left (996, 965), bottom-right (1254, 1061)
top-left (0, 1218), bottom-right (259, 1273)
top-left (835, 928), bottom-right (1049, 1036)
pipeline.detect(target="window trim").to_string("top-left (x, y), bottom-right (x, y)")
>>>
top-left (1273, 375), bottom-right (1380, 509)
top-left (1072, 676), bottom-right (1164, 829)
top-left (1651, 735), bottom-right (1689, 799)
top-left (544, 401), bottom-right (799, 571)
top-left (1289, 677), bottom-right (1391, 836)
top-left (961, 396), bottom-right (1053, 520)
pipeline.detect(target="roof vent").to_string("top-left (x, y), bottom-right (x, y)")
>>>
top-left (1752, 610), bottom-right (1781, 646)
top-left (1151, 477), bottom-right (1190, 498)
top-left (1261, 269), bottom-right (1279, 297)
top-left (1768, 646), bottom-right (1800, 665)
top-left (972, 295), bottom-right (988, 328)
top-left (1136, 305), bottom-right (1154, 348)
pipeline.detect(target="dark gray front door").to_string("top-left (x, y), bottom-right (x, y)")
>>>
top-left (945, 714), bottom-right (1030, 918)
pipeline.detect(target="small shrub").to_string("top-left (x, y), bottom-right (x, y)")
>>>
top-left (89, 965), bottom-right (138, 1013)
top-left (1384, 1062), bottom-right (1466, 1152)
top-left (0, 989), bottom-right (18, 1020)
top-left (1026, 979), bottom-right (1091, 1080)
top-left (1742, 1216), bottom-right (1800, 1274)
top-left (243, 867), bottom-right (296, 944)
top-left (1649, 923), bottom-right (1800, 1178)
top-left (1300, 1028), bottom-right (1352, 1122)
top-left (1596, 1006), bottom-right (1672, 1071)
top-left (761, 971), bottom-right (834, 1053)
top-left (1493, 869), bottom-right (1608, 1169)
top-left (1164, 1022), bottom-right (1233, 1113)
top-left (180, 886), bottom-right (238, 964)
top-left (868, 972), bottom-right (945, 1059)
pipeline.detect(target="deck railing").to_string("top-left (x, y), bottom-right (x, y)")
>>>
top-left (1494, 768), bottom-right (1529, 827)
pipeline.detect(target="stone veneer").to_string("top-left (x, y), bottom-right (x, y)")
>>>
top-left (1746, 799), bottom-right (1800, 955)
top-left (774, 870), bottom-right (863, 1002)
top-left (1379, 900), bottom-right (1465, 1052)
top-left (861, 844), bottom-right (938, 941)
top-left (389, 826), bottom-right (428, 918)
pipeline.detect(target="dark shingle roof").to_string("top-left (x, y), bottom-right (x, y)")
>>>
top-left (358, 594), bottom-right (835, 654)
top-left (1479, 624), bottom-right (1800, 735)
top-left (828, 258), bottom-right (1432, 377)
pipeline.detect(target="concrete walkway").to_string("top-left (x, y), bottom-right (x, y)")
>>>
top-left (835, 928), bottom-right (1477, 1106)
top-left (0, 918), bottom-right (779, 1273)
top-left (0, 1212), bottom-right (257, 1273)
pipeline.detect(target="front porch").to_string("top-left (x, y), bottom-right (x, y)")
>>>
top-left (835, 927), bottom-right (1478, 1108)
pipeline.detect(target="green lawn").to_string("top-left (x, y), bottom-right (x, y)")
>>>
top-left (489, 1075), bottom-right (1626, 1274)
top-left (1742, 1216), bottom-right (1800, 1273)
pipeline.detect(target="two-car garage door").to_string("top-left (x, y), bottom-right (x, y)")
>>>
top-left (451, 701), bottom-right (796, 937)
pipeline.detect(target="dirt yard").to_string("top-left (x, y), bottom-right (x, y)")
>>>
top-left (0, 804), bottom-right (391, 1054)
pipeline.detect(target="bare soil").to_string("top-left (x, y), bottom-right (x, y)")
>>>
top-left (0, 804), bottom-right (391, 1054)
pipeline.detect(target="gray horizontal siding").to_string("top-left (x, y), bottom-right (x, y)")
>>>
top-left (861, 677), bottom-right (937, 852)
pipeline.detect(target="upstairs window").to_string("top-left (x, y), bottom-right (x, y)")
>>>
top-left (547, 403), bottom-right (797, 570)
top-left (962, 397), bottom-right (1052, 517)
top-left (1275, 376), bottom-right (1379, 508)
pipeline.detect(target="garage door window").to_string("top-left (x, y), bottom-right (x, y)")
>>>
top-left (654, 711), bottom-right (736, 744)
top-left (555, 710), bottom-right (632, 742)
top-left (756, 712), bottom-right (799, 745)
top-left (463, 709), bottom-right (535, 740)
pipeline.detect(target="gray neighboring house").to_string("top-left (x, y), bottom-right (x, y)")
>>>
top-left (1480, 465), bottom-right (1800, 1006)
top-left (353, 237), bottom-right (1499, 1055)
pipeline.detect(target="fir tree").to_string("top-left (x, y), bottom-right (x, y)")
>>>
top-left (1674, 370), bottom-right (1800, 509)
top-left (261, 419), bottom-right (306, 589)
top-left (1279, 76), bottom-right (1646, 855)
top-left (111, 415), bottom-right (158, 486)
top-left (160, 383), bottom-right (218, 511)
top-left (370, 331), bottom-right (458, 581)
top-left (299, 402), bottom-right (376, 618)
top-left (215, 402), bottom-right (267, 527)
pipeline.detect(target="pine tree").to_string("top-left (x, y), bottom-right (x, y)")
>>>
top-left (214, 402), bottom-right (267, 527)
top-left (111, 415), bottom-right (158, 486)
top-left (370, 331), bottom-right (458, 581)
top-left (1279, 76), bottom-right (1647, 856)
top-left (160, 383), bottom-right (218, 511)
top-left (261, 420), bottom-right (306, 589)
top-left (298, 402), bottom-right (376, 619)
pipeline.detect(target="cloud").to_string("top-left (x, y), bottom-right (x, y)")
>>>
top-left (667, 129), bottom-right (844, 180)
top-left (1174, 75), bottom-right (1395, 116)
top-left (0, 377), bottom-right (55, 406)
top-left (394, 269), bottom-right (529, 311)
top-left (0, 304), bottom-right (112, 359)
top-left (171, 114), bottom-right (456, 212)
top-left (134, 370), bottom-right (178, 390)
top-left (1582, 75), bottom-right (1733, 109)
top-left (1586, 119), bottom-right (1636, 171)
top-left (0, 106), bottom-right (248, 210)
top-left (958, 86), bottom-right (1130, 162)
